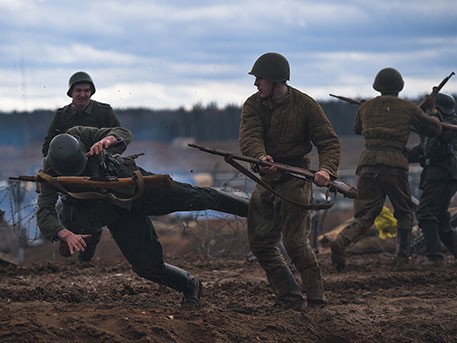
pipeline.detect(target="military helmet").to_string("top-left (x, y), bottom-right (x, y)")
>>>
top-left (372, 67), bottom-right (404, 93)
top-left (435, 92), bottom-right (456, 116)
top-left (248, 52), bottom-right (290, 82)
top-left (67, 71), bottom-right (96, 97)
top-left (46, 133), bottom-right (88, 176)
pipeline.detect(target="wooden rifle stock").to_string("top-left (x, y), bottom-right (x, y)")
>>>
top-left (188, 143), bottom-right (358, 199)
top-left (9, 173), bottom-right (172, 189)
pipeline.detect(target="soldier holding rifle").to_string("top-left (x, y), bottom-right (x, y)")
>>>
top-left (330, 67), bottom-right (442, 272)
top-left (34, 125), bottom-right (249, 308)
top-left (407, 92), bottom-right (457, 265)
top-left (239, 52), bottom-right (341, 310)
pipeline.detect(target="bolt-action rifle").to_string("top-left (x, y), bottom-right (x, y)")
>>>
top-left (9, 172), bottom-right (173, 202)
top-left (9, 173), bottom-right (172, 189)
top-left (188, 143), bottom-right (358, 210)
top-left (418, 71), bottom-right (455, 111)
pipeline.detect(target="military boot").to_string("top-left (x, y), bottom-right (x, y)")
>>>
top-left (420, 222), bottom-right (444, 261)
top-left (393, 228), bottom-right (411, 271)
top-left (161, 264), bottom-right (203, 308)
top-left (440, 229), bottom-right (457, 259)
top-left (331, 223), bottom-right (363, 272)
top-left (299, 265), bottom-right (326, 307)
top-left (266, 265), bottom-right (305, 310)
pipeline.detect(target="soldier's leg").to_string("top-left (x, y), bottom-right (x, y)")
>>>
top-left (416, 181), bottom-right (449, 261)
top-left (276, 179), bottom-right (325, 306)
top-left (108, 210), bottom-right (201, 307)
top-left (136, 180), bottom-right (248, 217)
top-left (437, 180), bottom-right (457, 259)
top-left (248, 185), bottom-right (304, 310)
top-left (331, 174), bottom-right (385, 271)
top-left (383, 174), bottom-right (415, 267)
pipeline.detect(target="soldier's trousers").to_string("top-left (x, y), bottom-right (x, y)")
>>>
top-left (247, 176), bottom-right (322, 302)
top-left (416, 179), bottom-right (457, 259)
top-left (339, 173), bottom-right (415, 245)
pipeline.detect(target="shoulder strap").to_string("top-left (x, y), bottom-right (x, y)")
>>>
top-left (38, 170), bottom-right (145, 202)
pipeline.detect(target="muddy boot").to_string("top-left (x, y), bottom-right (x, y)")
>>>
top-left (267, 266), bottom-right (305, 310)
top-left (420, 222), bottom-right (444, 261)
top-left (161, 264), bottom-right (203, 308)
top-left (331, 223), bottom-right (363, 272)
top-left (393, 228), bottom-right (411, 271)
top-left (440, 229), bottom-right (457, 259)
top-left (299, 265), bottom-right (326, 307)
top-left (330, 236), bottom-right (348, 272)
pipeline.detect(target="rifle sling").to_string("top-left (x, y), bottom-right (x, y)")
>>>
top-left (38, 171), bottom-right (145, 203)
top-left (223, 155), bottom-right (335, 210)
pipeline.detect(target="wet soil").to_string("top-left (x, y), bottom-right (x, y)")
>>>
top-left (1, 226), bottom-right (457, 343)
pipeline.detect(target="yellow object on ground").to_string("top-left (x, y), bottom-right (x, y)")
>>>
top-left (374, 206), bottom-right (397, 239)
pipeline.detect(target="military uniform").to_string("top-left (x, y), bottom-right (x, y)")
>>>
top-left (240, 86), bottom-right (340, 307)
top-left (408, 93), bottom-right (457, 262)
top-left (42, 100), bottom-right (121, 156)
top-left (332, 95), bottom-right (442, 270)
top-left (37, 126), bottom-right (248, 306)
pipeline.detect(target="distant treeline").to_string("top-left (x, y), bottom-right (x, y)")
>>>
top-left (0, 96), bottom-right (437, 146)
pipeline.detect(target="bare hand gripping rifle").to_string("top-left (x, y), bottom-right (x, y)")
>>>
top-left (188, 143), bottom-right (358, 210)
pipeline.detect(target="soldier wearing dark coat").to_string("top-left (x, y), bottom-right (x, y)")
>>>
top-left (240, 52), bottom-right (341, 310)
top-left (37, 125), bottom-right (248, 307)
top-left (407, 92), bottom-right (457, 264)
top-left (42, 71), bottom-right (121, 265)
top-left (331, 67), bottom-right (442, 272)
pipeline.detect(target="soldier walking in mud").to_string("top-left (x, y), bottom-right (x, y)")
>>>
top-left (407, 92), bottom-right (457, 265)
top-left (42, 71), bottom-right (121, 266)
top-left (239, 52), bottom-right (341, 310)
top-left (331, 67), bottom-right (442, 272)
top-left (37, 125), bottom-right (249, 307)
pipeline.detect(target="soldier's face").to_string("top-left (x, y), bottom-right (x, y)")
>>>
top-left (254, 76), bottom-right (274, 98)
top-left (71, 83), bottom-right (92, 108)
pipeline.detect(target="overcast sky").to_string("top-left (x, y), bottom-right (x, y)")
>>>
top-left (1, 0), bottom-right (456, 112)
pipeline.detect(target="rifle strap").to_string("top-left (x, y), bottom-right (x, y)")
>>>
top-left (223, 155), bottom-right (334, 210)
top-left (38, 171), bottom-right (145, 203)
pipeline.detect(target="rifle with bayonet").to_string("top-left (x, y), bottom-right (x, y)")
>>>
top-left (188, 143), bottom-right (358, 210)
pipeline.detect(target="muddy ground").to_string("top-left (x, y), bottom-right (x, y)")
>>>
top-left (1, 219), bottom-right (457, 343)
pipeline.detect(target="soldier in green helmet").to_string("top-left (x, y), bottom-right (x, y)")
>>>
top-left (41, 71), bottom-right (121, 266)
top-left (240, 52), bottom-right (341, 310)
top-left (330, 67), bottom-right (442, 272)
top-left (407, 92), bottom-right (457, 265)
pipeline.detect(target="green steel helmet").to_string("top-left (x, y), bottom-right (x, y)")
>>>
top-left (372, 67), bottom-right (404, 93)
top-left (67, 71), bottom-right (96, 97)
top-left (435, 92), bottom-right (456, 116)
top-left (46, 133), bottom-right (88, 176)
top-left (248, 52), bottom-right (290, 82)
